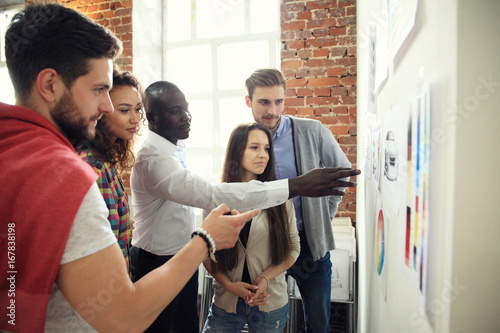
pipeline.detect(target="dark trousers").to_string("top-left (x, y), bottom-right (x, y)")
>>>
top-left (130, 247), bottom-right (199, 333)
top-left (287, 231), bottom-right (332, 333)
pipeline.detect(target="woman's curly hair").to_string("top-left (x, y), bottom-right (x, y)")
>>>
top-left (78, 68), bottom-right (144, 174)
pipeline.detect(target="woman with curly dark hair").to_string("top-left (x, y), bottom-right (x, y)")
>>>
top-left (76, 69), bottom-right (143, 271)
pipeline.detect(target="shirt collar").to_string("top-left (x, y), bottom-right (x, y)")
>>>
top-left (147, 130), bottom-right (185, 156)
top-left (274, 115), bottom-right (291, 139)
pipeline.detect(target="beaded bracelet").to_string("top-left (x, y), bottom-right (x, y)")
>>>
top-left (191, 227), bottom-right (217, 263)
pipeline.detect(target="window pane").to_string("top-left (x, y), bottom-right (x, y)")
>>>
top-left (1, 9), bottom-right (19, 62)
top-left (186, 99), bottom-right (213, 148)
top-left (219, 96), bottom-right (256, 148)
top-left (166, 45), bottom-right (212, 94)
top-left (160, 0), bottom-right (280, 199)
top-left (250, 0), bottom-right (279, 33)
top-left (185, 152), bottom-right (215, 182)
top-left (166, 0), bottom-right (191, 42)
top-left (217, 41), bottom-right (270, 90)
top-left (0, 67), bottom-right (14, 105)
top-left (196, 0), bottom-right (244, 38)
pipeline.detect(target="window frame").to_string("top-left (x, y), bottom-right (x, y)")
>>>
top-left (162, 0), bottom-right (281, 182)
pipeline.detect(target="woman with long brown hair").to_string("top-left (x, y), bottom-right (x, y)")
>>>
top-left (76, 69), bottom-right (143, 271)
top-left (203, 123), bottom-right (300, 332)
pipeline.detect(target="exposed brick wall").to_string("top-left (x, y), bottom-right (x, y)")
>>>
top-left (280, 0), bottom-right (357, 222)
top-left (26, 0), bottom-right (133, 71)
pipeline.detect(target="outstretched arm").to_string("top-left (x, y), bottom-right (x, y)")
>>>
top-left (58, 205), bottom-right (259, 332)
top-left (136, 155), bottom-right (359, 213)
top-left (288, 167), bottom-right (360, 198)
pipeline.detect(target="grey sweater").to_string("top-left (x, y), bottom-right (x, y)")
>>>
top-left (289, 116), bottom-right (351, 260)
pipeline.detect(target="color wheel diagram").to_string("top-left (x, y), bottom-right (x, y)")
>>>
top-left (376, 209), bottom-right (385, 275)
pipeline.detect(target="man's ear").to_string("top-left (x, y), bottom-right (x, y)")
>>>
top-left (36, 68), bottom-right (62, 104)
top-left (245, 95), bottom-right (252, 108)
top-left (146, 111), bottom-right (155, 125)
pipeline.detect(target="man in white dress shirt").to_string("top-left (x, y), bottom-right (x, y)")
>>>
top-left (130, 81), bottom-right (359, 332)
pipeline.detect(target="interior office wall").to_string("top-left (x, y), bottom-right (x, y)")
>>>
top-left (356, 1), bottom-right (457, 332)
top-left (452, 1), bottom-right (500, 332)
top-left (356, 0), bottom-right (500, 332)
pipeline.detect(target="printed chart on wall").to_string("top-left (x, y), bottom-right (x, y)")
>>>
top-left (400, 84), bottom-right (431, 304)
top-left (364, 25), bottom-right (376, 115)
top-left (370, 123), bottom-right (382, 187)
top-left (380, 102), bottom-right (408, 216)
top-left (375, 199), bottom-right (388, 300)
top-left (388, 0), bottom-right (419, 62)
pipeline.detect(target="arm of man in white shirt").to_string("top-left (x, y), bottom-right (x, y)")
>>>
top-left (134, 155), bottom-right (359, 212)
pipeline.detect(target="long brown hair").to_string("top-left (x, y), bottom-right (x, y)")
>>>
top-left (214, 123), bottom-right (291, 274)
top-left (77, 69), bottom-right (144, 173)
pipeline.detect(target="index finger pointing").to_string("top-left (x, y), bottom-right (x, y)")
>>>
top-left (227, 209), bottom-right (260, 227)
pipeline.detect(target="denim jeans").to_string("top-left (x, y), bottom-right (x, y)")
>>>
top-left (287, 231), bottom-right (332, 333)
top-left (202, 298), bottom-right (288, 333)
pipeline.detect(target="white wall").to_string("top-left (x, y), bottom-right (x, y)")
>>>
top-left (357, 0), bottom-right (500, 332)
top-left (451, 1), bottom-right (500, 332)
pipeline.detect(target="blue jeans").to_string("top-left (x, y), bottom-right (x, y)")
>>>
top-left (288, 231), bottom-right (332, 333)
top-left (203, 298), bottom-right (288, 333)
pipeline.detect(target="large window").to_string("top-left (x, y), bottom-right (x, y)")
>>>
top-left (0, 8), bottom-right (19, 105)
top-left (163, 0), bottom-right (281, 183)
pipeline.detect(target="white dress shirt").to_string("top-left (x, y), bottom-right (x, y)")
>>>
top-left (130, 130), bottom-right (289, 255)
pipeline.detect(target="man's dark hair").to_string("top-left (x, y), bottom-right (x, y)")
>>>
top-left (144, 81), bottom-right (179, 123)
top-left (4, 3), bottom-right (122, 101)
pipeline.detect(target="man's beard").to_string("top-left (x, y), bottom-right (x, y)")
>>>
top-left (263, 116), bottom-right (280, 133)
top-left (51, 92), bottom-right (97, 142)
